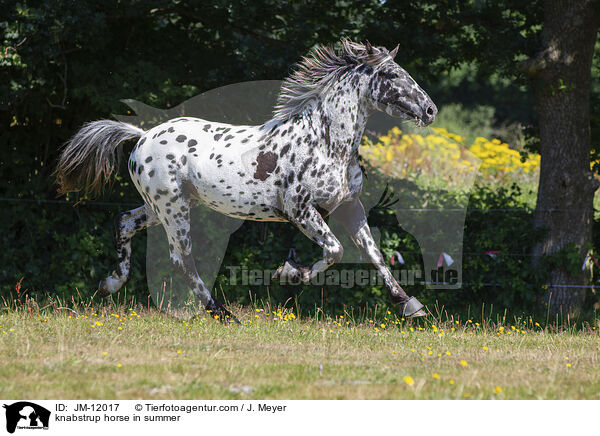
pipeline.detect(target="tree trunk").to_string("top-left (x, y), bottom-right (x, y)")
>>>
top-left (523, 0), bottom-right (600, 315)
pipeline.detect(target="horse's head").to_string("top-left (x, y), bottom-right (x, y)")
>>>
top-left (364, 42), bottom-right (437, 126)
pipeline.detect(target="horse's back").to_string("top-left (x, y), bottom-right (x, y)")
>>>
top-left (128, 117), bottom-right (286, 222)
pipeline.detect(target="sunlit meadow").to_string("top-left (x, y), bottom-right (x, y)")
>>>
top-left (1, 298), bottom-right (598, 400)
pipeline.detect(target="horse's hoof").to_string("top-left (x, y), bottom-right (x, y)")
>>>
top-left (97, 280), bottom-right (111, 298)
top-left (271, 264), bottom-right (285, 281)
top-left (272, 260), bottom-right (298, 283)
top-left (272, 260), bottom-right (309, 284)
top-left (407, 309), bottom-right (427, 318)
top-left (224, 312), bottom-right (242, 325)
top-left (402, 296), bottom-right (426, 318)
top-left (207, 299), bottom-right (241, 325)
top-left (97, 276), bottom-right (123, 298)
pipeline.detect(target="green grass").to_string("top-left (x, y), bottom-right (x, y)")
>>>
top-left (1, 301), bottom-right (599, 400)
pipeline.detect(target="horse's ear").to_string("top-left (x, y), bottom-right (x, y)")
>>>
top-left (389, 44), bottom-right (399, 60)
top-left (365, 40), bottom-right (374, 55)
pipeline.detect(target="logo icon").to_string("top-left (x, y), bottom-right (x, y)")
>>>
top-left (3, 402), bottom-right (50, 434)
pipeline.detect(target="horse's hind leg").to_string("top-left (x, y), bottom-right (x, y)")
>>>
top-left (156, 199), bottom-right (238, 323)
top-left (98, 205), bottom-right (159, 297)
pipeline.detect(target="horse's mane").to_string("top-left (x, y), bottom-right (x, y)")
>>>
top-left (273, 40), bottom-right (393, 121)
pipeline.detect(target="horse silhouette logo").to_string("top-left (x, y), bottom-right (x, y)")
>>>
top-left (3, 402), bottom-right (50, 433)
top-left (114, 79), bottom-right (476, 319)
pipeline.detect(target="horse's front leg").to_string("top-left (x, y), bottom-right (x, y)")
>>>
top-left (272, 202), bottom-right (343, 284)
top-left (332, 198), bottom-right (426, 318)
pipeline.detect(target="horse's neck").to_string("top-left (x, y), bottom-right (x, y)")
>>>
top-left (313, 84), bottom-right (369, 163)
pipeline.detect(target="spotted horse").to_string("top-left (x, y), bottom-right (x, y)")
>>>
top-left (54, 40), bottom-right (437, 322)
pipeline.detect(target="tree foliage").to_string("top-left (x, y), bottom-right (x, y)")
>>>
top-left (1, 0), bottom-right (598, 314)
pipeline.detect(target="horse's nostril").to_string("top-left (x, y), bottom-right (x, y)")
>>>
top-left (426, 106), bottom-right (435, 116)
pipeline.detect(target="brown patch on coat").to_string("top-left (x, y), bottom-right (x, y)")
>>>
top-left (253, 151), bottom-right (278, 181)
top-left (181, 179), bottom-right (200, 200)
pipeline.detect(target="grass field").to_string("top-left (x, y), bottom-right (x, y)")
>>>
top-left (1, 301), bottom-right (599, 400)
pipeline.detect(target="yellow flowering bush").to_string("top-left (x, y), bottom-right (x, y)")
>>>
top-left (470, 136), bottom-right (540, 174)
top-left (360, 126), bottom-right (540, 189)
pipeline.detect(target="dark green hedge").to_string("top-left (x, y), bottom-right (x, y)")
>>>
top-left (1, 175), bottom-right (559, 317)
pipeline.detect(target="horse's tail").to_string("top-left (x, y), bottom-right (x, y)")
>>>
top-left (54, 120), bottom-right (145, 198)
